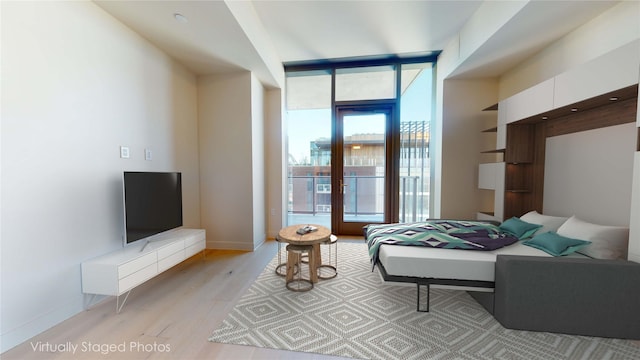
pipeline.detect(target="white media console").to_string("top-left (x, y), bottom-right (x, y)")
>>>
top-left (81, 228), bottom-right (206, 312)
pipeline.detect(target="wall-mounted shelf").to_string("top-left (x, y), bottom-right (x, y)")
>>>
top-left (478, 103), bottom-right (504, 221)
top-left (483, 103), bottom-right (498, 111)
top-left (481, 149), bottom-right (505, 154)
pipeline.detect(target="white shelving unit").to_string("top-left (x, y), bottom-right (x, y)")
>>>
top-left (81, 228), bottom-right (206, 312)
top-left (477, 103), bottom-right (504, 222)
top-left (477, 162), bottom-right (505, 221)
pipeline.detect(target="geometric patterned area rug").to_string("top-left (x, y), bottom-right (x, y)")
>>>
top-left (209, 242), bottom-right (640, 359)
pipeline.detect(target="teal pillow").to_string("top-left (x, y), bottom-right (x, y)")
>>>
top-left (499, 217), bottom-right (542, 239)
top-left (523, 231), bottom-right (591, 256)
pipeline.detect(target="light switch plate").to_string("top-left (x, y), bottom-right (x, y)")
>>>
top-left (145, 149), bottom-right (152, 161)
top-left (120, 146), bottom-right (130, 159)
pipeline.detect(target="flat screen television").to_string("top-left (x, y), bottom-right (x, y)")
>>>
top-left (123, 171), bottom-right (183, 246)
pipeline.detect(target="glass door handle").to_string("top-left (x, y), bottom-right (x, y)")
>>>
top-left (339, 179), bottom-right (348, 194)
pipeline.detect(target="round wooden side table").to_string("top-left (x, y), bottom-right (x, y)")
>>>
top-left (276, 225), bottom-right (331, 286)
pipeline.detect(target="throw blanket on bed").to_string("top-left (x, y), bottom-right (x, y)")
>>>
top-left (365, 220), bottom-right (519, 270)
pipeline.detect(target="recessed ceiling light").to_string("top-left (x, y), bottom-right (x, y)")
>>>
top-left (174, 13), bottom-right (188, 23)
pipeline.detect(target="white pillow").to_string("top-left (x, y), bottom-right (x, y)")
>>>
top-left (520, 210), bottom-right (568, 235)
top-left (556, 216), bottom-right (629, 260)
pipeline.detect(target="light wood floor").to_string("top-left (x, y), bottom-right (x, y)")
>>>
top-left (2, 238), bottom-right (362, 360)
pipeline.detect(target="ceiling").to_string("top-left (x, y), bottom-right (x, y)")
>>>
top-left (252, 0), bottom-right (481, 64)
top-left (94, 1), bottom-right (618, 87)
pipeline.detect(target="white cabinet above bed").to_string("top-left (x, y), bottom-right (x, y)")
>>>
top-left (554, 41), bottom-right (639, 110)
top-left (503, 79), bottom-right (555, 124)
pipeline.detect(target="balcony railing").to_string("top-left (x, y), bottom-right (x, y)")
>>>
top-left (287, 175), bottom-right (428, 226)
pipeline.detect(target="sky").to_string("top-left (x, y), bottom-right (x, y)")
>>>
top-left (287, 69), bottom-right (432, 165)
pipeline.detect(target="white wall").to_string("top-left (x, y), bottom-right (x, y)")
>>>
top-left (225, 0), bottom-right (285, 88)
top-left (251, 74), bottom-right (267, 248)
top-left (440, 79), bottom-right (498, 219)
top-left (265, 89), bottom-right (285, 238)
top-left (434, 0), bottom-right (526, 218)
top-left (500, 1), bottom-right (640, 99)
top-left (198, 72), bottom-right (264, 251)
top-left (544, 123), bottom-right (636, 226)
top-left (0, 1), bottom-right (200, 352)
top-left (436, 1), bottom-right (527, 78)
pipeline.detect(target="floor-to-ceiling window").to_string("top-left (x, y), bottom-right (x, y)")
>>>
top-left (399, 63), bottom-right (433, 223)
top-left (285, 58), bottom-right (436, 233)
top-left (286, 71), bottom-right (332, 228)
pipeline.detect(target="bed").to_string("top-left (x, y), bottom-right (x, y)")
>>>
top-left (364, 215), bottom-right (595, 311)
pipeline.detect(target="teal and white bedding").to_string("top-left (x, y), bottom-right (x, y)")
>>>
top-left (365, 220), bottom-right (519, 270)
top-left (364, 220), bottom-right (558, 283)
